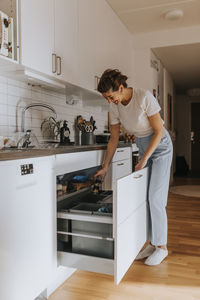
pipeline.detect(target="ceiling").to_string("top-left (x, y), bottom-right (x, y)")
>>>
top-left (152, 43), bottom-right (200, 93)
top-left (106, 0), bottom-right (200, 34)
top-left (153, 43), bottom-right (200, 93)
top-left (106, 0), bottom-right (200, 93)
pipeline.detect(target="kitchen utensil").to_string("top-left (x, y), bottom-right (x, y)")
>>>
top-left (93, 175), bottom-right (102, 194)
top-left (81, 132), bottom-right (95, 145)
top-left (76, 115), bottom-right (97, 133)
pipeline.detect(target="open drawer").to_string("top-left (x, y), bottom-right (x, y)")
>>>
top-left (57, 167), bottom-right (148, 284)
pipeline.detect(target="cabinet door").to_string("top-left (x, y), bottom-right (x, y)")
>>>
top-left (54, 0), bottom-right (79, 84)
top-left (93, 1), bottom-right (133, 82)
top-left (0, 156), bottom-right (56, 300)
top-left (58, 167), bottom-right (148, 284)
top-left (77, 0), bottom-right (96, 90)
top-left (112, 147), bottom-right (131, 162)
top-left (77, 0), bottom-right (133, 91)
top-left (114, 168), bottom-right (148, 284)
top-left (112, 159), bottom-right (131, 183)
top-left (19, 0), bottom-right (54, 75)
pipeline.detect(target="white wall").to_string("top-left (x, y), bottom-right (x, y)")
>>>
top-left (0, 76), bottom-right (108, 143)
top-left (133, 49), bottom-right (163, 110)
top-left (150, 51), bottom-right (164, 119)
top-left (132, 24), bottom-right (200, 101)
top-left (131, 25), bottom-right (200, 178)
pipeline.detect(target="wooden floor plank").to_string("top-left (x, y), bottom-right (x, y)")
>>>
top-left (49, 178), bottom-right (200, 300)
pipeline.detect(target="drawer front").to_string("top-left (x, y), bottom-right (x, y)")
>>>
top-left (112, 147), bottom-right (131, 162)
top-left (55, 150), bottom-right (104, 175)
top-left (114, 201), bottom-right (147, 284)
top-left (58, 252), bottom-right (114, 275)
top-left (112, 159), bottom-right (131, 182)
top-left (115, 167), bottom-right (148, 226)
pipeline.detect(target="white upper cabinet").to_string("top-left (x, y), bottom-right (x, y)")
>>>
top-left (18, 0), bottom-right (132, 90)
top-left (19, 0), bottom-right (54, 75)
top-left (54, 0), bottom-right (79, 84)
top-left (77, 0), bottom-right (96, 91)
top-left (77, 0), bottom-right (133, 91)
top-left (19, 0), bottom-right (79, 84)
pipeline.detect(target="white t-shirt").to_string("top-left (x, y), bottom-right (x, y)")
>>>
top-left (109, 88), bottom-right (162, 138)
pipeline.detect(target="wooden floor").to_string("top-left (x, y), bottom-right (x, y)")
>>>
top-left (49, 177), bottom-right (200, 300)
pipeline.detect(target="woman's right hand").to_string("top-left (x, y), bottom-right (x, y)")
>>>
top-left (94, 167), bottom-right (108, 182)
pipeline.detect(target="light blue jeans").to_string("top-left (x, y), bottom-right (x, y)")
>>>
top-left (135, 128), bottom-right (173, 246)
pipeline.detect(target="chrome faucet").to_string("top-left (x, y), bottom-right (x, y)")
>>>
top-left (21, 103), bottom-right (57, 132)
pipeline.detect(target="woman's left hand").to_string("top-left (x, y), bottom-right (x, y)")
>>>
top-left (135, 157), bottom-right (148, 171)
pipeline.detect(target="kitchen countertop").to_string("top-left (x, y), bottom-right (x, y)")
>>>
top-left (0, 142), bottom-right (132, 161)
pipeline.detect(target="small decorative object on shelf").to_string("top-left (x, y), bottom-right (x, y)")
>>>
top-left (60, 120), bottom-right (72, 145)
top-left (0, 10), bottom-right (14, 59)
top-left (41, 117), bottom-right (62, 141)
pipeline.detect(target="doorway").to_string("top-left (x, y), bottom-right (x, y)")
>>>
top-left (191, 102), bottom-right (200, 174)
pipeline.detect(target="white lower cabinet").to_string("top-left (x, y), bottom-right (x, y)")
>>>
top-left (103, 147), bottom-right (132, 191)
top-left (114, 169), bottom-right (148, 284)
top-left (55, 148), bottom-right (148, 285)
top-left (112, 159), bottom-right (131, 183)
top-left (0, 156), bottom-right (55, 300)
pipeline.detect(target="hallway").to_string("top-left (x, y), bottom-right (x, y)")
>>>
top-left (49, 178), bottom-right (200, 300)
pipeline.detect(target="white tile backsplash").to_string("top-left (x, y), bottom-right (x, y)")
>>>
top-left (0, 76), bottom-right (108, 143)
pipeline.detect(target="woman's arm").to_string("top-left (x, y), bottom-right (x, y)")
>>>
top-left (94, 123), bottom-right (120, 181)
top-left (135, 113), bottom-right (164, 171)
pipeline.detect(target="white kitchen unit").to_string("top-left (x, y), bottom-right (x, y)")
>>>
top-left (19, 0), bottom-right (79, 84)
top-left (19, 0), bottom-right (54, 75)
top-left (19, 0), bottom-right (77, 83)
top-left (54, 149), bottom-right (148, 285)
top-left (0, 156), bottom-right (56, 300)
top-left (18, 0), bottom-right (133, 91)
top-left (103, 147), bottom-right (132, 191)
top-left (54, 0), bottom-right (79, 83)
top-left (78, 0), bottom-right (133, 91)
top-left (77, 0), bottom-right (96, 91)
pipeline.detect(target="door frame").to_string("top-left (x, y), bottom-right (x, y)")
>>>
top-left (189, 101), bottom-right (200, 172)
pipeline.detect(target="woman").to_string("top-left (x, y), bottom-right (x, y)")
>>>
top-left (94, 69), bottom-right (173, 266)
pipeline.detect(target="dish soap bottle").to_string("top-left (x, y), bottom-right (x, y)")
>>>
top-left (60, 120), bottom-right (70, 144)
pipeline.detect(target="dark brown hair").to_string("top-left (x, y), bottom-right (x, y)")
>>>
top-left (97, 69), bottom-right (128, 93)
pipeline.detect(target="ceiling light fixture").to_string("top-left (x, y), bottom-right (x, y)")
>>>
top-left (164, 9), bottom-right (184, 21)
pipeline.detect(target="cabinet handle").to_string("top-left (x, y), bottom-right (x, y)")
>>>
top-left (117, 150), bottom-right (124, 153)
top-left (52, 53), bottom-right (57, 73)
top-left (56, 56), bottom-right (62, 75)
top-left (117, 163), bottom-right (124, 166)
top-left (57, 231), bottom-right (113, 241)
top-left (133, 174), bottom-right (143, 179)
